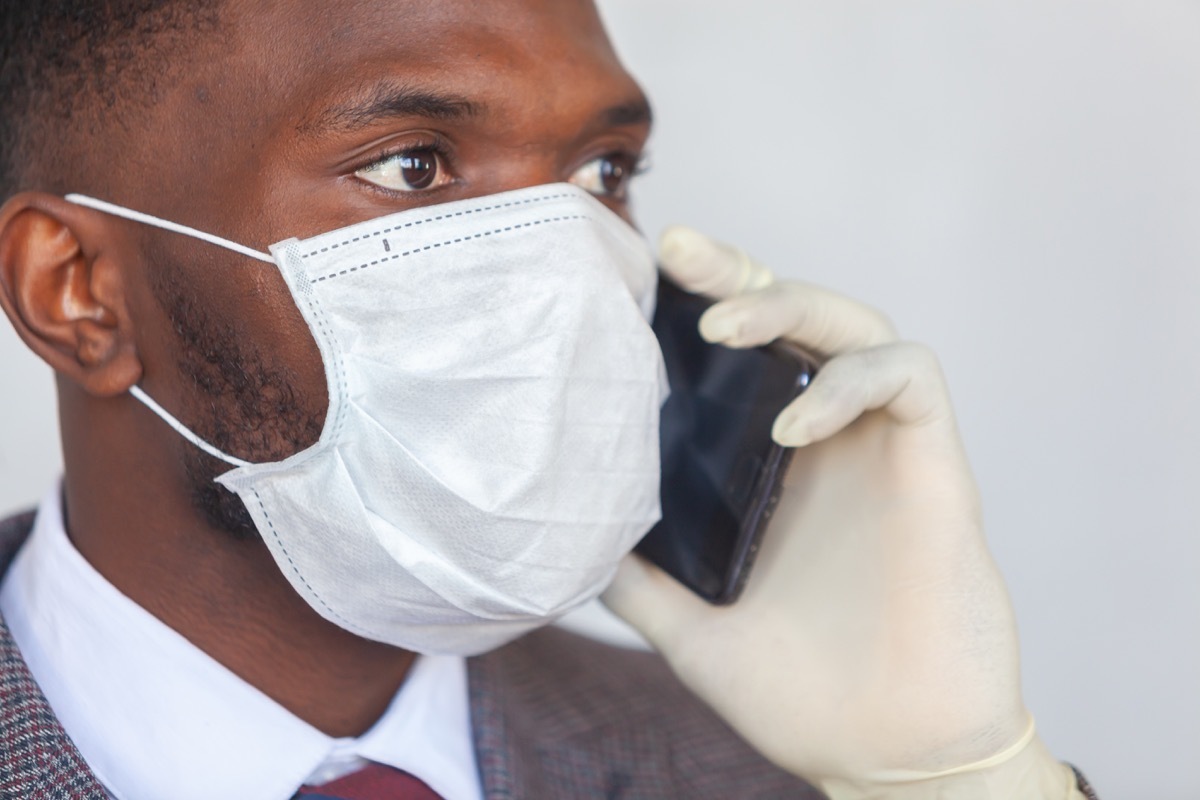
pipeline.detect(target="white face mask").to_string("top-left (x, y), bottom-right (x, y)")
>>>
top-left (66, 184), bottom-right (667, 655)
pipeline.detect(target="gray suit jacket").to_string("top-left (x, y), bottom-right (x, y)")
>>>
top-left (0, 510), bottom-right (821, 799)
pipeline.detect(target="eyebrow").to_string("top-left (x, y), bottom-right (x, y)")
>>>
top-left (303, 83), bottom-right (483, 135)
top-left (303, 82), bottom-right (653, 139)
top-left (601, 99), bottom-right (653, 129)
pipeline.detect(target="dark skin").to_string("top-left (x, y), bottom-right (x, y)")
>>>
top-left (0, 0), bottom-right (651, 737)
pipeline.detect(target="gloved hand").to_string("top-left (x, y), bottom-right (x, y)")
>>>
top-left (603, 228), bottom-right (1081, 799)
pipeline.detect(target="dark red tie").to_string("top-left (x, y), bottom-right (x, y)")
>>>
top-left (294, 763), bottom-right (444, 800)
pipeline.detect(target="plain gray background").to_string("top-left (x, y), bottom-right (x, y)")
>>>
top-left (1, 2), bottom-right (1197, 798)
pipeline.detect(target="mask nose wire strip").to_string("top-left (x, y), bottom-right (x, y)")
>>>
top-left (63, 194), bottom-right (275, 264)
top-left (129, 386), bottom-right (252, 469)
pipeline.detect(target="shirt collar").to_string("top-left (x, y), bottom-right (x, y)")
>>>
top-left (0, 485), bottom-right (482, 800)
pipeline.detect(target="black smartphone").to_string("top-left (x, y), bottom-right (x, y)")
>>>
top-left (635, 275), bottom-right (818, 605)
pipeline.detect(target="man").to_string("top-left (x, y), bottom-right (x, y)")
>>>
top-left (0, 1), bottom-right (1098, 798)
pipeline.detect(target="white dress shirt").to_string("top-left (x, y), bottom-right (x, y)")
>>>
top-left (0, 485), bottom-right (484, 800)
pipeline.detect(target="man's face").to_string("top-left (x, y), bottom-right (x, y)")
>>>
top-left (112, 0), bottom-right (651, 529)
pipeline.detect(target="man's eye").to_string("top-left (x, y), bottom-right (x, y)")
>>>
top-left (569, 153), bottom-right (642, 200)
top-left (356, 147), bottom-right (449, 192)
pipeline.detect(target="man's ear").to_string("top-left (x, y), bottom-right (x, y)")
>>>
top-left (0, 192), bottom-right (143, 397)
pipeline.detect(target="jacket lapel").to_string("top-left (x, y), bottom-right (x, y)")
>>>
top-left (466, 624), bottom-right (823, 800)
top-left (0, 510), bottom-right (109, 799)
top-left (468, 629), bottom-right (680, 800)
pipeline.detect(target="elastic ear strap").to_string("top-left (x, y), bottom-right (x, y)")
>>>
top-left (129, 386), bottom-right (251, 469)
top-left (64, 194), bottom-right (275, 264)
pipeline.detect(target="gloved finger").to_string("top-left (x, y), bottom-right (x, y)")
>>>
top-left (699, 282), bottom-right (898, 357)
top-left (658, 225), bottom-right (775, 300)
top-left (601, 552), bottom-right (713, 653)
top-left (771, 342), bottom-right (952, 446)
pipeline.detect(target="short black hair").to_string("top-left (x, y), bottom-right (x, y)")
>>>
top-left (0, 1), bottom-right (219, 199)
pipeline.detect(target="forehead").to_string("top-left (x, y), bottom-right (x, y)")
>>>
top-left (221, 0), bottom-right (636, 129)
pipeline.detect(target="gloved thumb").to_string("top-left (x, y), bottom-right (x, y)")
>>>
top-left (601, 552), bottom-right (712, 652)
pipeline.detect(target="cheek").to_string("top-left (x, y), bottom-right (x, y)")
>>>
top-left (140, 245), bottom-right (329, 462)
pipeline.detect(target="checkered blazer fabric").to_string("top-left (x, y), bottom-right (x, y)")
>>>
top-left (469, 620), bottom-right (821, 799)
top-left (0, 510), bottom-right (819, 799)
top-left (0, 512), bottom-right (109, 799)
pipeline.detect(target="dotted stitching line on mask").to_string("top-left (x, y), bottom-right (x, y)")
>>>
top-left (308, 214), bottom-right (590, 284)
top-left (251, 488), bottom-right (376, 639)
top-left (299, 191), bottom-right (576, 259)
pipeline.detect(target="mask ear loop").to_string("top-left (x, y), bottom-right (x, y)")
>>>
top-left (128, 387), bottom-right (251, 469)
top-left (64, 193), bottom-right (269, 470)
top-left (64, 194), bottom-right (274, 264)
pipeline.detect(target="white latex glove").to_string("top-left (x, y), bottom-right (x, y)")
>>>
top-left (603, 228), bottom-right (1083, 799)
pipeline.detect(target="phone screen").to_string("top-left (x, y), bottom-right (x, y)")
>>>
top-left (635, 276), bottom-right (816, 604)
